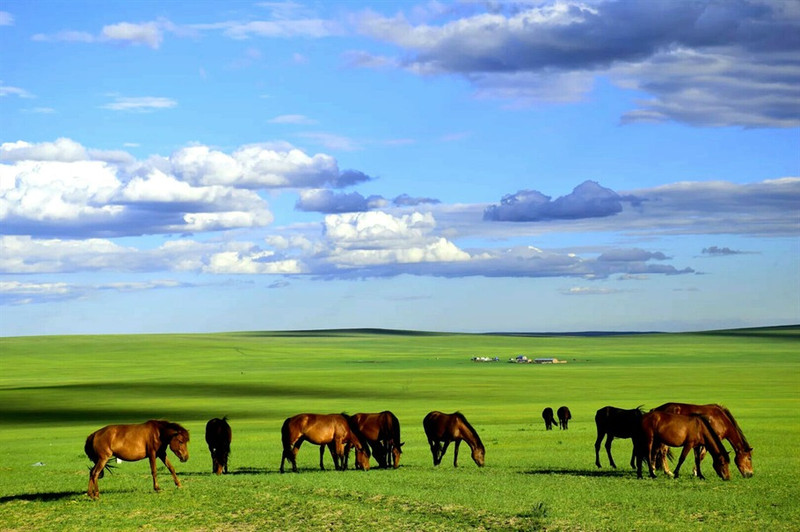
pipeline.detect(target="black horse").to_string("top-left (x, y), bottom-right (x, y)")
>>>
top-left (594, 406), bottom-right (643, 469)
top-left (542, 407), bottom-right (556, 430)
top-left (205, 417), bottom-right (232, 475)
top-left (557, 406), bottom-right (571, 430)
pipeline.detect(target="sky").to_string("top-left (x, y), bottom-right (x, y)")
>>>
top-left (1, 0), bottom-right (798, 336)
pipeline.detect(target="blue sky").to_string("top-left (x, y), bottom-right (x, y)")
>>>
top-left (1, 0), bottom-right (798, 336)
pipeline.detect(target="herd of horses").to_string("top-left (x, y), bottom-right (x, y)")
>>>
top-left (83, 403), bottom-right (752, 498)
top-left (542, 406), bottom-right (571, 430)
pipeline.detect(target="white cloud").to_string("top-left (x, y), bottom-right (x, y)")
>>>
top-left (321, 211), bottom-right (471, 268)
top-left (167, 143), bottom-right (369, 188)
top-left (101, 21), bottom-right (163, 48)
top-left (0, 11), bottom-right (13, 26)
top-left (268, 114), bottom-right (317, 124)
top-left (102, 96), bottom-right (177, 112)
top-left (353, 0), bottom-right (800, 127)
top-left (0, 82), bottom-right (33, 98)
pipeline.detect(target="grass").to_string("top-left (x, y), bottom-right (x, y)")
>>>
top-left (0, 327), bottom-right (798, 530)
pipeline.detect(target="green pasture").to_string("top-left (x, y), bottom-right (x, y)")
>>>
top-left (0, 327), bottom-right (798, 530)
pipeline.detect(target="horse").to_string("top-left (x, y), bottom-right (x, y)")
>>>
top-left (205, 417), bottom-right (232, 475)
top-left (542, 407), bottom-right (556, 430)
top-left (594, 406), bottom-right (644, 469)
top-left (84, 420), bottom-right (190, 499)
top-left (654, 402), bottom-right (753, 477)
top-left (636, 411), bottom-right (730, 480)
top-left (350, 411), bottom-right (404, 468)
top-left (280, 413), bottom-right (370, 473)
top-left (557, 406), bottom-right (571, 430)
top-left (423, 411), bottom-right (485, 467)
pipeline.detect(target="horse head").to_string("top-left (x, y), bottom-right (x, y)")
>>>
top-left (167, 426), bottom-right (190, 463)
top-left (735, 448), bottom-right (754, 478)
top-left (711, 449), bottom-right (731, 481)
top-left (391, 442), bottom-right (404, 468)
top-left (471, 446), bottom-right (485, 467)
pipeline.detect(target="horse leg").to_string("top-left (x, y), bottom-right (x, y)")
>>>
top-left (160, 454), bottom-right (181, 488)
top-left (606, 435), bottom-right (618, 469)
top-left (673, 445), bottom-right (692, 478)
top-left (646, 438), bottom-right (657, 478)
top-left (88, 456), bottom-right (109, 499)
top-left (658, 445), bottom-right (674, 478)
top-left (334, 438), bottom-right (347, 470)
top-left (693, 446), bottom-right (706, 479)
top-left (452, 440), bottom-right (461, 467)
top-left (319, 444), bottom-right (327, 470)
top-left (428, 438), bottom-right (440, 466)
top-left (693, 445), bottom-right (706, 477)
top-left (149, 453), bottom-right (161, 492)
top-left (594, 432), bottom-right (604, 468)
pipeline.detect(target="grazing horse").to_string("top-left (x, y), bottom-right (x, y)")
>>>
top-left (423, 411), bottom-right (485, 467)
top-left (542, 407), bottom-right (556, 430)
top-left (654, 402), bottom-right (753, 478)
top-left (280, 413), bottom-right (370, 473)
top-left (637, 411), bottom-right (730, 480)
top-left (350, 411), bottom-right (404, 468)
top-left (557, 406), bottom-right (572, 430)
top-left (84, 420), bottom-right (190, 499)
top-left (205, 417), bottom-right (232, 475)
top-left (594, 406), bottom-right (644, 469)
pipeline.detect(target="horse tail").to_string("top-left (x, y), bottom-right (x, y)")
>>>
top-left (84, 433), bottom-right (98, 463)
top-left (280, 417), bottom-right (292, 451)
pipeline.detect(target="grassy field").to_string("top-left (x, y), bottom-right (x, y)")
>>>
top-left (0, 327), bottom-right (798, 531)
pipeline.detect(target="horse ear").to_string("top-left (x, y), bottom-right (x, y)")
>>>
top-left (400, 442), bottom-right (405, 447)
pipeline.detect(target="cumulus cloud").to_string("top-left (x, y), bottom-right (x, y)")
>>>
top-left (484, 181), bottom-right (632, 222)
top-left (296, 189), bottom-right (385, 213)
top-left (393, 194), bottom-right (440, 207)
top-left (701, 246), bottom-right (750, 256)
top-left (354, 0), bottom-right (800, 127)
top-left (0, 138), bottom-right (379, 238)
top-left (101, 21), bottom-right (164, 48)
top-left (165, 144), bottom-right (372, 189)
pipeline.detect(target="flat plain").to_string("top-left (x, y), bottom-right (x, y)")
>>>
top-left (0, 327), bottom-right (798, 530)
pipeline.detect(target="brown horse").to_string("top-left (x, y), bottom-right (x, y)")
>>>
top-left (557, 406), bottom-right (571, 430)
top-left (654, 402), bottom-right (753, 477)
top-left (84, 420), bottom-right (190, 499)
top-left (205, 417), bottom-right (232, 475)
top-left (423, 411), bottom-right (485, 467)
top-left (637, 411), bottom-right (730, 480)
top-left (351, 411), bottom-right (404, 468)
top-left (594, 405), bottom-right (644, 469)
top-left (280, 413), bottom-right (370, 473)
top-left (542, 407), bottom-right (556, 430)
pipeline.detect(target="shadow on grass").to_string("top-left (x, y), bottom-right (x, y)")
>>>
top-left (0, 490), bottom-right (85, 504)
top-left (180, 467), bottom-right (273, 477)
top-left (521, 467), bottom-right (636, 478)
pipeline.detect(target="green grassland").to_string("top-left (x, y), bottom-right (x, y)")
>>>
top-left (0, 327), bottom-right (798, 531)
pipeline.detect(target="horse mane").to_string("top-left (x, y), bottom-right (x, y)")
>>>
top-left (155, 420), bottom-right (190, 440)
top-left (454, 412), bottom-right (484, 450)
top-left (695, 414), bottom-right (729, 459)
top-left (716, 404), bottom-right (752, 450)
top-left (343, 413), bottom-right (371, 457)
